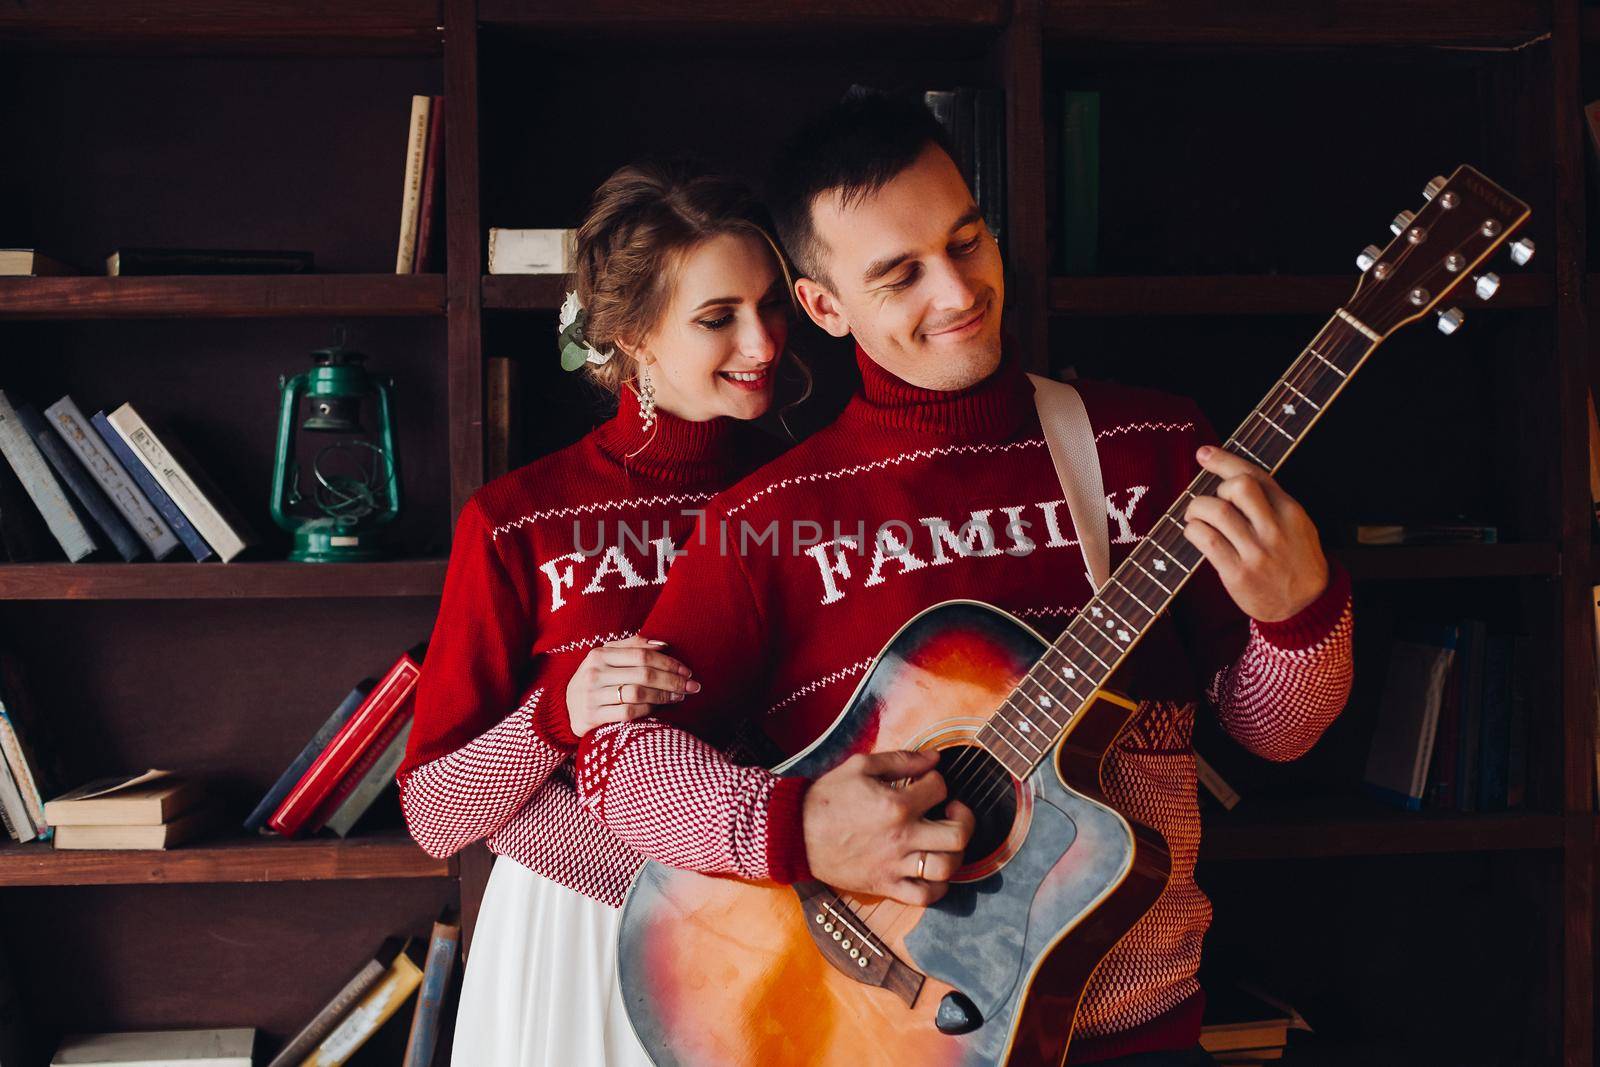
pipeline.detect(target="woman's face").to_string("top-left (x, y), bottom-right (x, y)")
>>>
top-left (633, 231), bottom-right (790, 423)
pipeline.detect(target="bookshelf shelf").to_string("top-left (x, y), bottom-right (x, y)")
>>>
top-left (0, 829), bottom-right (452, 886)
top-left (1331, 543), bottom-right (1560, 582)
top-left (0, 560), bottom-right (448, 601)
top-left (476, 0), bottom-right (1006, 30)
top-left (481, 273), bottom-right (567, 311)
top-left (0, 274), bottom-right (446, 321)
top-left (1201, 808), bottom-right (1565, 862)
top-left (1048, 273), bottom-right (1554, 318)
top-left (0, 1), bottom-right (444, 52)
top-left (1042, 0), bottom-right (1548, 46)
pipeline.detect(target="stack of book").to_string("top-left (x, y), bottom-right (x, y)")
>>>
top-left (52, 1028), bottom-right (255, 1067)
top-left (0, 652), bottom-right (62, 844)
top-left (0, 390), bottom-right (256, 564)
top-left (44, 771), bottom-right (213, 851)
top-left (246, 644), bottom-right (425, 839)
top-left (269, 917), bottom-right (458, 1067)
top-left (1363, 621), bottom-right (1531, 812)
top-left (1199, 984), bottom-right (1311, 1064)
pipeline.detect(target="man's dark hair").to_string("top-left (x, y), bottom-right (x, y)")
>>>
top-left (767, 88), bottom-right (954, 287)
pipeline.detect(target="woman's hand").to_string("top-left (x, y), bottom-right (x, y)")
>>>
top-left (565, 635), bottom-right (701, 738)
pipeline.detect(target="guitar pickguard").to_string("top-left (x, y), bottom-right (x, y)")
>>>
top-left (904, 761), bottom-right (1134, 1062)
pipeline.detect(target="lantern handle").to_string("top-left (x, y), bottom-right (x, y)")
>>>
top-left (371, 377), bottom-right (403, 527)
top-left (270, 372), bottom-right (311, 534)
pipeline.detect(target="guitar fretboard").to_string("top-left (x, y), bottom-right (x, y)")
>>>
top-left (976, 310), bottom-right (1378, 779)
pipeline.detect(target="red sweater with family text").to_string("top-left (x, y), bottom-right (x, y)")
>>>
top-left (547, 347), bottom-right (1354, 1061)
top-left (395, 386), bottom-right (777, 905)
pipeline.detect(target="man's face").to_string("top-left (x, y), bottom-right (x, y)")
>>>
top-left (796, 143), bottom-right (1005, 391)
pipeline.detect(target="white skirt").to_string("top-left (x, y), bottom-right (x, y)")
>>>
top-left (452, 855), bottom-right (653, 1067)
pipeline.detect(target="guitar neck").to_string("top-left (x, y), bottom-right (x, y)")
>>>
top-left (976, 309), bottom-right (1379, 779)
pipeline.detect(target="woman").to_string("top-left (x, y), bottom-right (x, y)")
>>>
top-left (395, 160), bottom-right (801, 1066)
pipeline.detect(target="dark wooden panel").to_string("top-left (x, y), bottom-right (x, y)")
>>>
top-left (1051, 273), bottom-right (1554, 317)
top-left (0, 561), bottom-right (447, 600)
top-left (0, 0), bottom-right (442, 46)
top-left (0, 598), bottom-right (441, 815)
top-left (444, 0), bottom-right (484, 520)
top-left (1039, 47), bottom-right (1548, 278)
top-left (0, 829), bottom-right (450, 885)
top-left (1, 55), bottom-right (444, 274)
top-left (1002, 0), bottom-right (1049, 374)
top-left (0, 275), bottom-right (445, 320)
top-left (1201, 808), bottom-right (1564, 861)
top-left (3, 879), bottom-right (455, 1056)
top-left (478, 0), bottom-right (1005, 29)
top-left (1043, 0), bottom-right (1549, 46)
top-left (480, 273), bottom-right (565, 311)
top-left (1198, 851), bottom-right (1558, 1063)
top-left (0, 317), bottom-right (453, 560)
top-left (1333, 543), bottom-right (1560, 581)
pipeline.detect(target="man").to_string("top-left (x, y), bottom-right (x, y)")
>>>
top-left (543, 93), bottom-right (1353, 1064)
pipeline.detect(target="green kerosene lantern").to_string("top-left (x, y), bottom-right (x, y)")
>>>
top-left (270, 331), bottom-right (402, 562)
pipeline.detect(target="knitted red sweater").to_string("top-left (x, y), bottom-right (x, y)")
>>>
top-left (551, 347), bottom-right (1353, 1061)
top-left (395, 385), bottom-right (776, 902)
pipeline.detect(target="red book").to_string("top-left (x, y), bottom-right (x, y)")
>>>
top-left (412, 96), bottom-right (445, 274)
top-left (269, 646), bottom-right (425, 837)
top-left (303, 698), bottom-right (414, 834)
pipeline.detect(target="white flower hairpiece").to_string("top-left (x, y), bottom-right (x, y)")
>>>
top-left (558, 291), bottom-right (614, 371)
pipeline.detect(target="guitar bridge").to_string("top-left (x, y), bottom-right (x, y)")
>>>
top-left (794, 881), bottom-right (926, 1008)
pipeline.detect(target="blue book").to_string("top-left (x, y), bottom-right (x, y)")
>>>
top-left (91, 409), bottom-right (215, 562)
top-left (16, 404), bottom-right (143, 561)
top-left (1364, 624), bottom-right (1458, 811)
top-left (402, 916), bottom-right (461, 1067)
top-left (1454, 619), bottom-right (1487, 812)
top-left (244, 680), bottom-right (376, 832)
top-left (1477, 635), bottom-right (1515, 811)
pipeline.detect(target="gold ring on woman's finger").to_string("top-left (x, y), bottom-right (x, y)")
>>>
top-left (617, 683), bottom-right (625, 706)
top-left (917, 851), bottom-right (927, 880)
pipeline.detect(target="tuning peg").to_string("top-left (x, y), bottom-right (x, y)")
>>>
top-left (1509, 238), bottom-right (1535, 266)
top-left (1423, 176), bottom-right (1447, 201)
top-left (1391, 210), bottom-right (1416, 235)
top-left (1437, 307), bottom-right (1465, 335)
top-left (1474, 272), bottom-right (1500, 300)
top-left (1357, 244), bottom-right (1383, 272)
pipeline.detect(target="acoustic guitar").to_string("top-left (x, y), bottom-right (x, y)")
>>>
top-left (616, 165), bottom-right (1533, 1066)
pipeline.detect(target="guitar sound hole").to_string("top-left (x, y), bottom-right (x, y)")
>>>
top-left (932, 745), bottom-right (1018, 866)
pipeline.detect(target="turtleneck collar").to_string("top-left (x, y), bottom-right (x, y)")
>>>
top-left (845, 341), bottom-right (1031, 438)
top-left (592, 383), bottom-right (743, 486)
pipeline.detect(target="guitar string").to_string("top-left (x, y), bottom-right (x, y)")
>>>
top-left (839, 240), bottom-right (1479, 945)
top-left (955, 321), bottom-right (1374, 816)
top-left (840, 309), bottom-right (1400, 943)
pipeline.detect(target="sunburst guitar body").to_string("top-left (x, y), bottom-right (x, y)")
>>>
top-left (617, 601), bottom-right (1170, 1067)
top-left (615, 166), bottom-right (1533, 1066)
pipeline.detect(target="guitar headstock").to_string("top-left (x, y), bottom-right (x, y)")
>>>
top-left (1346, 164), bottom-right (1532, 340)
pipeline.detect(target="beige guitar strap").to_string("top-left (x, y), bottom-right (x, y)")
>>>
top-left (1028, 373), bottom-right (1111, 592)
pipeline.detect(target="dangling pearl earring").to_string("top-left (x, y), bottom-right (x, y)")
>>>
top-left (637, 365), bottom-right (657, 433)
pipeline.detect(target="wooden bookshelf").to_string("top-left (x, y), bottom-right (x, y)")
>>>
top-left (1201, 806), bottom-right (1568, 862)
top-left (0, 1), bottom-right (1593, 1063)
top-left (481, 272), bottom-right (565, 311)
top-left (0, 274), bottom-right (446, 320)
top-left (1050, 273), bottom-right (1555, 317)
top-left (0, 829), bottom-right (451, 887)
top-left (1041, 0), bottom-right (1549, 45)
top-left (0, 561), bottom-right (449, 600)
top-left (1332, 543), bottom-right (1561, 581)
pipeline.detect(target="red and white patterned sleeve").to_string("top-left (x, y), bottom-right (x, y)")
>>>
top-left (574, 718), bottom-right (812, 883)
top-left (398, 686), bottom-right (570, 859)
top-left (1207, 564), bottom-right (1354, 761)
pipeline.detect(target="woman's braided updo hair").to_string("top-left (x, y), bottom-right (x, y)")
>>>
top-left (573, 159), bottom-right (798, 396)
